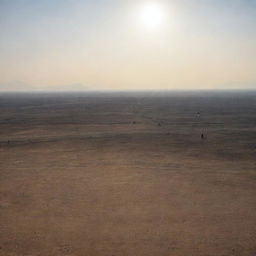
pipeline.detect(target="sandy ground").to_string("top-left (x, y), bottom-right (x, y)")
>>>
top-left (0, 92), bottom-right (256, 256)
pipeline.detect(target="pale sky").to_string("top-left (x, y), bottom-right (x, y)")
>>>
top-left (0, 0), bottom-right (255, 91)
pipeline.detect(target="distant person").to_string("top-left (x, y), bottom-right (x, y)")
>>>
top-left (201, 133), bottom-right (205, 140)
top-left (7, 140), bottom-right (10, 145)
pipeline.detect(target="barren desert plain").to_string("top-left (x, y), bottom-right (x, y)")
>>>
top-left (0, 91), bottom-right (256, 256)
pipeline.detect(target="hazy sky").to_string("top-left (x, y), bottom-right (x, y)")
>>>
top-left (0, 0), bottom-right (255, 91)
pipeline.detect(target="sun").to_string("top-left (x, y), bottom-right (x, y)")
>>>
top-left (139, 2), bottom-right (165, 29)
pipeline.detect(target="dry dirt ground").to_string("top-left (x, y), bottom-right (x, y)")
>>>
top-left (0, 92), bottom-right (256, 256)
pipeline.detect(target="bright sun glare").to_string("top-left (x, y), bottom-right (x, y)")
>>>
top-left (139, 2), bottom-right (165, 29)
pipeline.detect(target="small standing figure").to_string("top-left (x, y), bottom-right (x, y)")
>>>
top-left (201, 133), bottom-right (204, 140)
top-left (7, 140), bottom-right (10, 145)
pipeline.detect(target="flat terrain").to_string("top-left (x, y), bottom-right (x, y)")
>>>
top-left (0, 92), bottom-right (256, 256)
